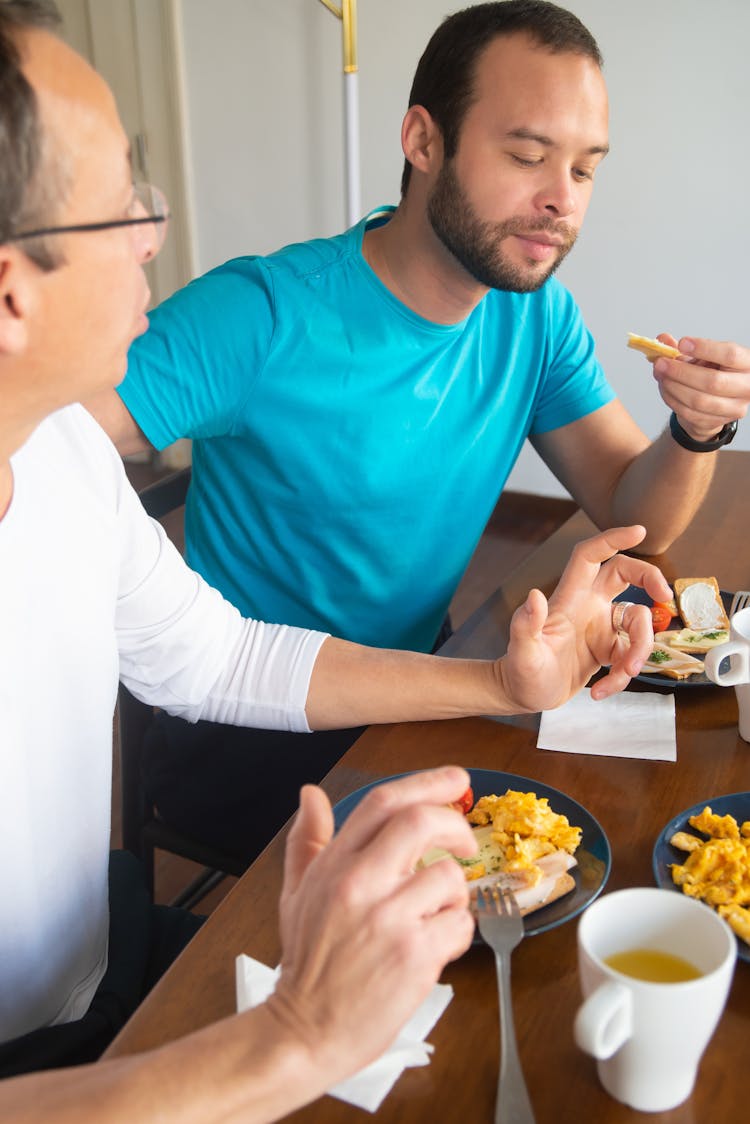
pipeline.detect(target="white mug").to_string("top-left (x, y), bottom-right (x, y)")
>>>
top-left (704, 606), bottom-right (750, 740)
top-left (574, 887), bottom-right (734, 1112)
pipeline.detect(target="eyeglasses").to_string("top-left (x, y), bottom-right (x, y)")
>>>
top-left (11, 182), bottom-right (169, 252)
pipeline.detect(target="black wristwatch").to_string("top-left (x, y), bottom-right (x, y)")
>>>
top-left (669, 411), bottom-right (738, 452)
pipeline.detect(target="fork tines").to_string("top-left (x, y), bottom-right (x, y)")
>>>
top-left (730, 590), bottom-right (750, 617)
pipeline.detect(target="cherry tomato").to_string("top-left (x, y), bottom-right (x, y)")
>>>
top-left (450, 786), bottom-right (474, 815)
top-left (651, 601), bottom-right (677, 632)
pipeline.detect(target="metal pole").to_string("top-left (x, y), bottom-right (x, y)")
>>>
top-left (317, 0), bottom-right (361, 226)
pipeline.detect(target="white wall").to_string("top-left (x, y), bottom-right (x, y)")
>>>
top-left (178, 0), bottom-right (750, 493)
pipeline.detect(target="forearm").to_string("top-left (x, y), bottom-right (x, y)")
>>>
top-left (306, 637), bottom-right (517, 729)
top-left (608, 426), bottom-right (716, 554)
top-left (0, 1008), bottom-right (326, 1124)
top-left (84, 389), bottom-right (152, 457)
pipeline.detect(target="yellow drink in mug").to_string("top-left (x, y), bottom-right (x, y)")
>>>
top-left (604, 948), bottom-right (702, 983)
top-left (575, 888), bottom-right (734, 1112)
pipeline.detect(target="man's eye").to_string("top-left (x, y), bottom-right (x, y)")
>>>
top-left (572, 167), bottom-right (594, 182)
top-left (510, 153), bottom-right (542, 168)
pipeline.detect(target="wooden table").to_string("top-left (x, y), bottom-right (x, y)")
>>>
top-left (106, 450), bottom-right (750, 1122)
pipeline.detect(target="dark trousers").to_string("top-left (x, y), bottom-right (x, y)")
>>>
top-left (142, 618), bottom-right (454, 865)
top-left (143, 716), bottom-right (365, 863)
top-left (0, 851), bottom-right (203, 1077)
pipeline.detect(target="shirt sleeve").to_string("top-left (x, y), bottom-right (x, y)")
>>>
top-left (529, 280), bottom-right (616, 435)
top-left (114, 473), bottom-right (327, 732)
top-left (117, 257), bottom-right (276, 451)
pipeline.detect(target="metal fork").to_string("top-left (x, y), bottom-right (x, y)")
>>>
top-left (475, 887), bottom-right (536, 1124)
top-left (730, 590), bottom-right (750, 617)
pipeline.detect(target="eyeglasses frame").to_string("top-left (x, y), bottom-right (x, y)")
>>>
top-left (11, 212), bottom-right (168, 242)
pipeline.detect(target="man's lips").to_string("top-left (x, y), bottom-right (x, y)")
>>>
top-left (513, 233), bottom-right (564, 262)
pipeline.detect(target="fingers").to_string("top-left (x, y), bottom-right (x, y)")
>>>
top-left (334, 766), bottom-right (472, 854)
top-left (391, 856), bottom-right (471, 917)
top-left (550, 525), bottom-right (647, 603)
top-left (610, 600), bottom-right (653, 676)
top-left (348, 802), bottom-right (478, 890)
top-left (390, 860), bottom-right (475, 958)
top-left (677, 337), bottom-right (750, 372)
top-left (595, 554), bottom-right (672, 602)
top-left (591, 606), bottom-right (652, 700)
top-left (652, 336), bottom-right (750, 434)
top-left (282, 785), bottom-right (335, 896)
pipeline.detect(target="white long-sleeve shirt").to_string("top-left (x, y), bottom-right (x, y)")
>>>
top-left (0, 405), bottom-right (327, 1043)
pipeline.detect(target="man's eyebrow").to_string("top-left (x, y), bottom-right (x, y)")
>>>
top-left (506, 127), bottom-right (609, 157)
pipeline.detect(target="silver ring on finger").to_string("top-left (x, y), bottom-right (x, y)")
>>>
top-left (611, 600), bottom-right (634, 633)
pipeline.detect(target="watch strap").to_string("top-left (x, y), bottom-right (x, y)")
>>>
top-left (669, 412), bottom-right (738, 452)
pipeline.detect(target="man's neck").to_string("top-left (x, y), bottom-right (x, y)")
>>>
top-left (361, 204), bottom-right (488, 326)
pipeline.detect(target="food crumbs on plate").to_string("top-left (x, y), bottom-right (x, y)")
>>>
top-left (670, 806), bottom-right (750, 945)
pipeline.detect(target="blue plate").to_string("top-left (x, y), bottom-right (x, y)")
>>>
top-left (614, 586), bottom-right (732, 688)
top-left (333, 768), bottom-right (611, 938)
top-left (652, 792), bottom-right (750, 963)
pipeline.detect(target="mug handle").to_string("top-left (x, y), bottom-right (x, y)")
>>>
top-left (574, 981), bottom-right (632, 1059)
top-left (704, 642), bottom-right (750, 686)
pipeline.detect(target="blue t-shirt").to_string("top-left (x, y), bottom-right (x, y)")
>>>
top-left (119, 209), bottom-right (614, 651)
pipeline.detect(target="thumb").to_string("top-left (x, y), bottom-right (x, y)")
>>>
top-left (509, 587), bottom-right (548, 644)
top-left (282, 784), bottom-right (335, 896)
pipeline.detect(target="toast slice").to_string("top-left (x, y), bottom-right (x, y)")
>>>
top-left (654, 626), bottom-right (730, 654)
top-left (674, 578), bottom-right (730, 631)
top-left (627, 333), bottom-right (681, 361)
top-left (644, 642), bottom-right (705, 679)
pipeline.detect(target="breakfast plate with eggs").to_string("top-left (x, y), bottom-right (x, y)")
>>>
top-left (652, 793), bottom-right (750, 962)
top-left (333, 768), bottom-right (611, 938)
top-left (614, 584), bottom-right (733, 688)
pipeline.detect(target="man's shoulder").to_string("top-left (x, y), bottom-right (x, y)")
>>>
top-left (209, 226), bottom-right (357, 290)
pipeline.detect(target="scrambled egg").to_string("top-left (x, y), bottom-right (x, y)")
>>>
top-left (465, 789), bottom-right (582, 881)
top-left (670, 806), bottom-right (750, 945)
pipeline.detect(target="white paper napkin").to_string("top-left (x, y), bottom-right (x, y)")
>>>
top-left (235, 954), bottom-right (453, 1113)
top-left (537, 687), bottom-right (676, 761)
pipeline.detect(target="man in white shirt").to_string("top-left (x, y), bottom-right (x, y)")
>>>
top-left (0, 1), bottom-right (669, 1117)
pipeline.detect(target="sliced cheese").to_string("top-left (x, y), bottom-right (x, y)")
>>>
top-left (645, 642), bottom-right (704, 679)
top-left (655, 627), bottom-right (729, 654)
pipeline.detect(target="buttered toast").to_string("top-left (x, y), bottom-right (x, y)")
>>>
top-left (674, 578), bottom-right (730, 631)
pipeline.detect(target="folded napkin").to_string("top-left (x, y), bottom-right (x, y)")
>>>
top-left (537, 686), bottom-right (676, 761)
top-left (235, 954), bottom-right (453, 1113)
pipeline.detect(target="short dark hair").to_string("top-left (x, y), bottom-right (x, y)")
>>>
top-left (401, 1), bottom-right (603, 196)
top-left (0, 0), bottom-right (65, 269)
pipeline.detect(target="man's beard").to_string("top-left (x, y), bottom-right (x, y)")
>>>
top-left (427, 159), bottom-right (578, 293)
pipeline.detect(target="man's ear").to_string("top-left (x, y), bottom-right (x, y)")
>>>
top-left (401, 104), bottom-right (444, 181)
top-left (0, 250), bottom-right (31, 355)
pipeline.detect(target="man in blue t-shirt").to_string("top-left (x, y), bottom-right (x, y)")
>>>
top-left (88, 3), bottom-right (750, 863)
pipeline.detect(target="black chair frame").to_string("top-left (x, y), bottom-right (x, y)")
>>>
top-left (117, 466), bottom-right (245, 910)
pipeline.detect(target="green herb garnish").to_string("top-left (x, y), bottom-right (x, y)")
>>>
top-left (648, 650), bottom-right (671, 664)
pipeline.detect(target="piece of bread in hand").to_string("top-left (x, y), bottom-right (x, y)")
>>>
top-left (674, 577), bottom-right (730, 631)
top-left (654, 626), bottom-right (730, 654)
top-left (644, 642), bottom-right (705, 679)
top-left (627, 333), bottom-right (681, 361)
